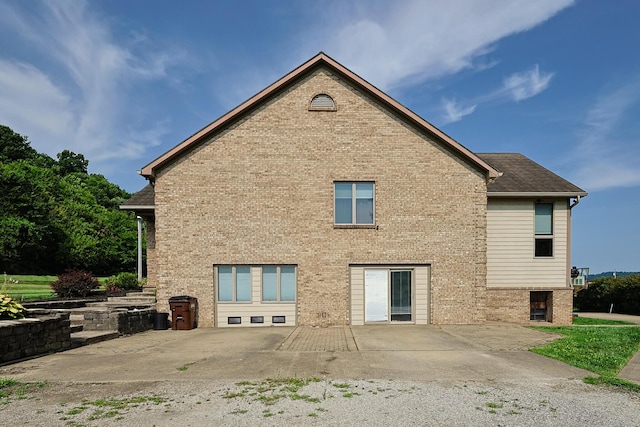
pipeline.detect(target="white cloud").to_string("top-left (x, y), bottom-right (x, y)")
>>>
top-left (503, 65), bottom-right (554, 101)
top-left (318, 0), bottom-right (574, 90)
top-left (0, 61), bottom-right (73, 141)
top-left (441, 98), bottom-right (477, 124)
top-left (0, 0), bottom-right (177, 170)
top-left (568, 82), bottom-right (640, 191)
top-left (438, 64), bottom-right (554, 123)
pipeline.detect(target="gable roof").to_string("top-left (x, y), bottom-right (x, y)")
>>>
top-left (119, 184), bottom-right (154, 211)
top-left (140, 52), bottom-right (499, 180)
top-left (477, 153), bottom-right (587, 197)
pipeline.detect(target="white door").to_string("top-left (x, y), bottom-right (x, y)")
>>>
top-left (365, 269), bottom-right (388, 322)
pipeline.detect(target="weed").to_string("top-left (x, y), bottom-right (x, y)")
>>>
top-left (308, 412), bottom-right (318, 417)
top-left (0, 378), bottom-right (19, 388)
top-left (332, 383), bottom-right (350, 389)
top-left (290, 393), bottom-right (320, 403)
top-left (67, 405), bottom-right (88, 415)
top-left (235, 381), bottom-right (255, 386)
top-left (177, 363), bottom-right (193, 371)
top-left (256, 394), bottom-right (286, 405)
top-left (476, 390), bottom-right (488, 395)
top-left (223, 391), bottom-right (246, 399)
top-left (343, 392), bottom-right (360, 398)
top-left (0, 378), bottom-right (48, 404)
top-left (230, 409), bottom-right (248, 415)
top-left (486, 402), bottom-right (503, 409)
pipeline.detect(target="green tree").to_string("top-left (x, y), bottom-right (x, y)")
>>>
top-left (0, 125), bottom-right (56, 167)
top-left (0, 124), bottom-right (138, 275)
top-left (0, 125), bottom-right (37, 163)
top-left (56, 149), bottom-right (88, 175)
top-left (0, 161), bottom-right (61, 273)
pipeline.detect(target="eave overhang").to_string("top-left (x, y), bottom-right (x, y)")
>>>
top-left (487, 192), bottom-right (588, 198)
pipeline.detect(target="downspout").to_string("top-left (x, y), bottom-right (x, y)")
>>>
top-left (567, 195), bottom-right (581, 288)
top-left (569, 195), bottom-right (581, 209)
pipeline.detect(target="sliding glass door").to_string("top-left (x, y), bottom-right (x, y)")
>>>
top-left (391, 270), bottom-right (412, 321)
top-left (364, 269), bottom-right (412, 323)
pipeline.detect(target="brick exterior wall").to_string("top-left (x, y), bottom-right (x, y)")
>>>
top-left (152, 68), bottom-right (489, 327)
top-left (146, 218), bottom-right (157, 288)
top-left (486, 288), bottom-right (573, 325)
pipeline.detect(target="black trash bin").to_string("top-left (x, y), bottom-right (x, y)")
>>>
top-left (152, 312), bottom-right (169, 330)
top-left (168, 296), bottom-right (198, 330)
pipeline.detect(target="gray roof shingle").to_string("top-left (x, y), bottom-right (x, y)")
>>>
top-left (477, 153), bottom-right (587, 196)
top-left (120, 184), bottom-right (154, 209)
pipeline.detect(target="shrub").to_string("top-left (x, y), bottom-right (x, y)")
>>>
top-left (104, 272), bottom-right (141, 292)
top-left (104, 280), bottom-right (123, 296)
top-left (575, 274), bottom-right (640, 315)
top-left (50, 270), bottom-right (100, 298)
top-left (115, 272), bottom-right (141, 291)
top-left (0, 294), bottom-right (26, 319)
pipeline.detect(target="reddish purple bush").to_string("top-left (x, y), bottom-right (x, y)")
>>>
top-left (50, 270), bottom-right (100, 298)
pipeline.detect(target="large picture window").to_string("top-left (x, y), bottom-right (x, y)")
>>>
top-left (217, 266), bottom-right (251, 302)
top-left (334, 182), bottom-right (374, 225)
top-left (262, 265), bottom-right (296, 302)
top-left (534, 203), bottom-right (553, 257)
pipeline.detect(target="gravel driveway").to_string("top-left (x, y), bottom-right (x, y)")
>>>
top-left (3, 377), bottom-right (640, 426)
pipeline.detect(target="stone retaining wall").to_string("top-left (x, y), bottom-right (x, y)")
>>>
top-left (82, 308), bottom-right (155, 335)
top-left (0, 310), bottom-right (71, 364)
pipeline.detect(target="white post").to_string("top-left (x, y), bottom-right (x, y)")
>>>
top-left (137, 216), bottom-right (143, 281)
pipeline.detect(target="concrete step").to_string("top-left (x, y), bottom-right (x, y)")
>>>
top-left (70, 324), bottom-right (84, 333)
top-left (107, 295), bottom-right (156, 304)
top-left (129, 291), bottom-right (156, 298)
top-left (86, 301), bottom-right (155, 309)
top-left (70, 330), bottom-right (119, 349)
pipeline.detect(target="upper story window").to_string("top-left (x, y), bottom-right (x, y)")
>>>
top-left (309, 94), bottom-right (336, 111)
top-left (534, 203), bottom-right (553, 257)
top-left (335, 182), bottom-right (375, 225)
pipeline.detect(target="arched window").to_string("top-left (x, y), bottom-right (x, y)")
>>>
top-left (309, 94), bottom-right (336, 111)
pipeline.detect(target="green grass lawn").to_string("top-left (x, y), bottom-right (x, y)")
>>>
top-left (1, 274), bottom-right (109, 301)
top-left (1, 275), bottom-right (57, 301)
top-left (531, 324), bottom-right (640, 391)
top-left (572, 316), bottom-right (635, 326)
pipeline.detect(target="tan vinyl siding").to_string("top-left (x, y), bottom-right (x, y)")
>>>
top-left (349, 265), bottom-right (430, 325)
top-left (487, 199), bottom-right (568, 288)
top-left (350, 267), bottom-right (365, 325)
top-left (215, 266), bottom-right (296, 327)
top-left (414, 266), bottom-right (430, 325)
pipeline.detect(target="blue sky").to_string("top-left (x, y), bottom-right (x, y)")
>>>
top-left (0, 0), bottom-right (638, 274)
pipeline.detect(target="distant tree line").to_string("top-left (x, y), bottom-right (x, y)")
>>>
top-left (0, 124), bottom-right (139, 275)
